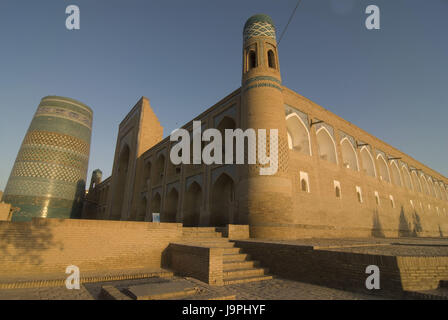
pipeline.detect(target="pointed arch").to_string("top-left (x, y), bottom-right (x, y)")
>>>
top-left (428, 177), bottom-right (436, 198)
top-left (340, 137), bottom-right (359, 171)
top-left (267, 50), bottom-right (276, 69)
top-left (285, 114), bottom-right (311, 156)
top-left (389, 161), bottom-right (402, 187)
top-left (150, 192), bottom-right (162, 221)
top-left (142, 161), bottom-right (152, 190)
top-left (412, 171), bottom-right (422, 193)
top-left (316, 127), bottom-right (338, 164)
top-left (420, 175), bottom-right (430, 195)
top-left (153, 154), bottom-right (166, 185)
top-left (249, 50), bottom-right (257, 69)
top-left (217, 116), bottom-right (236, 162)
top-left (401, 166), bottom-right (413, 191)
top-left (435, 183), bottom-right (443, 200)
top-left (376, 154), bottom-right (390, 183)
top-left (183, 181), bottom-right (202, 227)
top-left (164, 188), bottom-right (179, 222)
top-left (111, 144), bottom-right (130, 219)
top-left (442, 184), bottom-right (448, 201)
top-left (210, 173), bottom-right (235, 226)
top-left (360, 146), bottom-right (376, 177)
top-left (137, 195), bottom-right (147, 221)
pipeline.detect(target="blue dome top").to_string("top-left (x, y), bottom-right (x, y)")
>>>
top-left (243, 14), bottom-right (276, 41)
top-left (244, 14), bottom-right (275, 30)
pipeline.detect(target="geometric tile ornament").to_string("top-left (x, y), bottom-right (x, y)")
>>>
top-left (2, 96), bottom-right (92, 221)
top-left (243, 14), bottom-right (276, 42)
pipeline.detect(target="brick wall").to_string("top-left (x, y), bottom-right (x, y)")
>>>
top-left (233, 240), bottom-right (448, 293)
top-left (0, 218), bottom-right (183, 281)
top-left (227, 224), bottom-right (250, 240)
top-left (168, 243), bottom-right (224, 286)
top-left (398, 256), bottom-right (448, 291)
top-left (0, 203), bottom-right (11, 221)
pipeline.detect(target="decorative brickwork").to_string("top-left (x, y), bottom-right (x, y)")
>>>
top-left (3, 96), bottom-right (92, 221)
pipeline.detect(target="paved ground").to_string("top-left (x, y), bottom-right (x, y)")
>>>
top-left (0, 276), bottom-right (389, 300)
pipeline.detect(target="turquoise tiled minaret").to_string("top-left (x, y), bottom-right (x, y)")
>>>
top-left (3, 96), bottom-right (93, 221)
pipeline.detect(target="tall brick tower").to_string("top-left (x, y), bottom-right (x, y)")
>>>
top-left (240, 14), bottom-right (293, 238)
top-left (3, 96), bottom-right (93, 221)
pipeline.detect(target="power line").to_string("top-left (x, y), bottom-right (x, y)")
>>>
top-left (278, 0), bottom-right (302, 46)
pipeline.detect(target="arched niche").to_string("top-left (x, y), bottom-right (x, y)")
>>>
top-left (150, 192), bottom-right (162, 220)
top-left (216, 116), bottom-right (236, 162)
top-left (183, 181), bottom-right (202, 227)
top-left (142, 161), bottom-right (152, 190)
top-left (420, 175), bottom-right (430, 195)
top-left (111, 144), bottom-right (130, 219)
top-left (267, 50), bottom-right (276, 69)
top-left (286, 114), bottom-right (311, 156)
top-left (210, 173), bottom-right (235, 227)
top-left (340, 137), bottom-right (359, 171)
top-left (248, 50), bottom-right (257, 70)
top-left (390, 161), bottom-right (402, 187)
top-left (316, 127), bottom-right (338, 164)
top-left (360, 146), bottom-right (376, 178)
top-left (376, 154), bottom-right (390, 183)
top-left (401, 166), bottom-right (413, 191)
top-left (412, 171), bottom-right (422, 193)
top-left (428, 178), bottom-right (436, 198)
top-left (153, 154), bottom-right (166, 185)
top-left (137, 196), bottom-right (147, 221)
top-left (163, 188), bottom-right (179, 222)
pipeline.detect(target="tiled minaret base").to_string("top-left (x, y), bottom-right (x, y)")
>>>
top-left (3, 96), bottom-right (92, 221)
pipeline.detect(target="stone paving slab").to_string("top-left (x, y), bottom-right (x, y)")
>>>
top-left (127, 279), bottom-right (198, 300)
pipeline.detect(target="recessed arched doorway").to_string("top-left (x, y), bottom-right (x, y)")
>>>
top-left (163, 188), bottom-right (179, 222)
top-left (111, 144), bottom-right (130, 219)
top-left (210, 173), bottom-right (235, 226)
top-left (150, 192), bottom-right (162, 221)
top-left (183, 182), bottom-right (202, 227)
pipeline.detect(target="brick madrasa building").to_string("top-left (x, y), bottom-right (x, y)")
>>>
top-left (84, 14), bottom-right (448, 239)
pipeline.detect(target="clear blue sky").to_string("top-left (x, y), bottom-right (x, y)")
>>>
top-left (0, 0), bottom-right (447, 190)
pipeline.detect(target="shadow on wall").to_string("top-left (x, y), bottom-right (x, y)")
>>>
top-left (71, 180), bottom-right (86, 219)
top-left (439, 225), bottom-right (444, 238)
top-left (412, 211), bottom-right (423, 236)
top-left (398, 206), bottom-right (424, 238)
top-left (398, 206), bottom-right (412, 237)
top-left (0, 220), bottom-right (62, 270)
top-left (371, 209), bottom-right (385, 238)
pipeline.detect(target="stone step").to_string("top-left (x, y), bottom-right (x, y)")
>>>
top-left (221, 247), bottom-right (241, 254)
top-left (223, 260), bottom-right (259, 271)
top-left (223, 275), bottom-right (273, 285)
top-left (182, 232), bottom-right (223, 238)
top-left (181, 237), bottom-right (230, 242)
top-left (181, 241), bottom-right (235, 248)
top-left (222, 253), bottom-right (251, 262)
top-left (183, 227), bottom-right (218, 232)
top-left (223, 268), bottom-right (268, 279)
top-left (127, 280), bottom-right (198, 300)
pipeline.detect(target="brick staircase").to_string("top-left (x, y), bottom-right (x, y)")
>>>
top-left (180, 227), bottom-right (272, 285)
